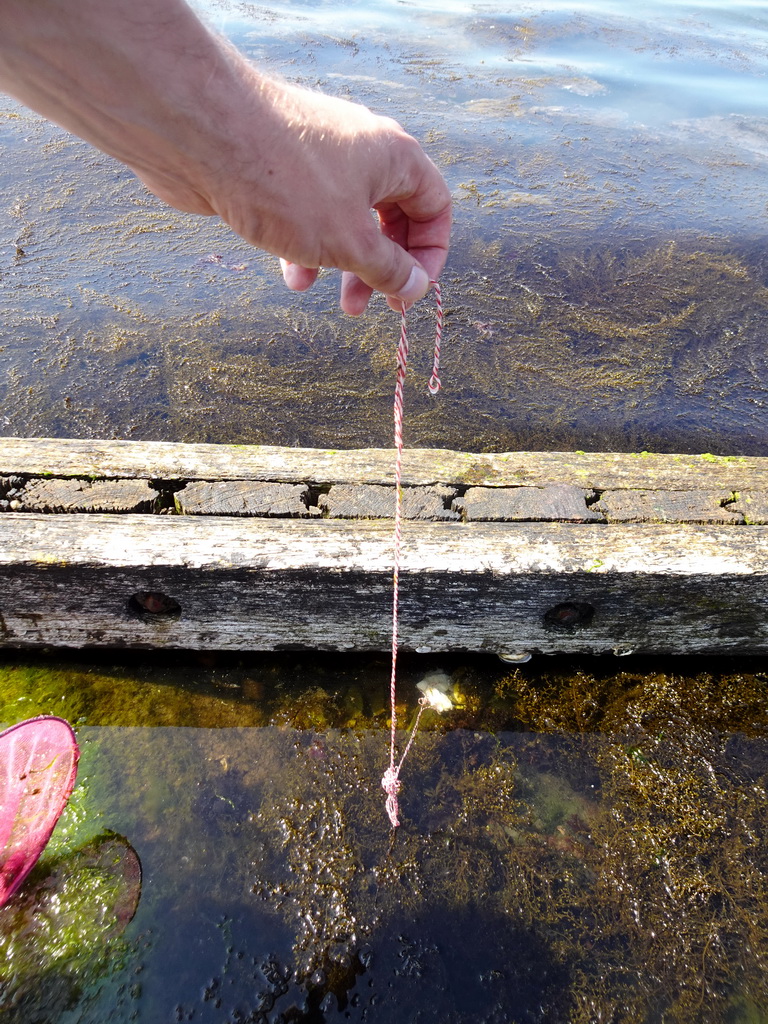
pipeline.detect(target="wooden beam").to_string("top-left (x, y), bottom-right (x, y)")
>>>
top-left (1, 436), bottom-right (766, 489)
top-left (0, 513), bottom-right (766, 655)
top-left (1, 438), bottom-right (767, 655)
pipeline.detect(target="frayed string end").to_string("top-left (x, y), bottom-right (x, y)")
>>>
top-left (381, 766), bottom-right (401, 828)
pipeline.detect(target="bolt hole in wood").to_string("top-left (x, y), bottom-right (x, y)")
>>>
top-left (543, 601), bottom-right (595, 629)
top-left (127, 592), bottom-right (182, 620)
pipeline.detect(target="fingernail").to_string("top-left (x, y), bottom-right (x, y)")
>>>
top-left (396, 265), bottom-right (430, 303)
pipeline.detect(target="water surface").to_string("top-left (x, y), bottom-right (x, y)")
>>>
top-left (1, 0), bottom-right (767, 452)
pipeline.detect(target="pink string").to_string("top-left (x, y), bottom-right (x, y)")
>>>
top-left (428, 281), bottom-right (442, 396)
top-left (381, 280), bottom-right (443, 828)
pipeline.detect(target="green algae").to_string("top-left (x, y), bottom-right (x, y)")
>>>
top-left (0, 831), bottom-right (141, 1023)
top-left (0, 657), bottom-right (268, 728)
top-left (700, 453), bottom-right (750, 465)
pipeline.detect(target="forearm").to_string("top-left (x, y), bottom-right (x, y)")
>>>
top-left (0, 0), bottom-right (275, 214)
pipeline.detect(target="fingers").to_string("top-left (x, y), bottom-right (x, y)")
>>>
top-left (285, 244), bottom-right (440, 316)
top-left (280, 259), bottom-right (319, 291)
top-left (340, 272), bottom-right (374, 316)
top-left (341, 181), bottom-right (450, 314)
top-left (281, 256), bottom-right (433, 315)
top-left (339, 216), bottom-right (449, 315)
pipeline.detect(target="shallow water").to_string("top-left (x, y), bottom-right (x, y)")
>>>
top-left (2, 650), bottom-right (768, 1022)
top-left (1, 0), bottom-right (767, 452)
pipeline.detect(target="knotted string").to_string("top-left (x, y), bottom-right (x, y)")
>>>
top-left (381, 280), bottom-right (443, 828)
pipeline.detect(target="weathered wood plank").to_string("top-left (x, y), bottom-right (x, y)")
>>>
top-left (1, 437), bottom-right (767, 490)
top-left (732, 492), bottom-right (768, 525)
top-left (455, 484), bottom-right (603, 522)
top-left (17, 478), bottom-right (160, 513)
top-left (0, 514), bottom-right (766, 655)
top-left (593, 490), bottom-right (743, 524)
top-left (1, 439), bottom-right (767, 654)
top-left (174, 480), bottom-right (315, 517)
top-left (319, 484), bottom-right (458, 520)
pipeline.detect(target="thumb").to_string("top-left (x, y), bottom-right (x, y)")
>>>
top-left (386, 261), bottom-right (431, 303)
top-left (342, 235), bottom-right (431, 315)
top-left (363, 229), bottom-right (432, 300)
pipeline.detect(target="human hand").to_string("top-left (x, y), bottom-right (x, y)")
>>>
top-left (139, 74), bottom-right (451, 315)
top-left (267, 85), bottom-right (452, 314)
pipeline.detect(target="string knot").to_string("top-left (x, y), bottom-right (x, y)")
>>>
top-left (381, 766), bottom-right (401, 828)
